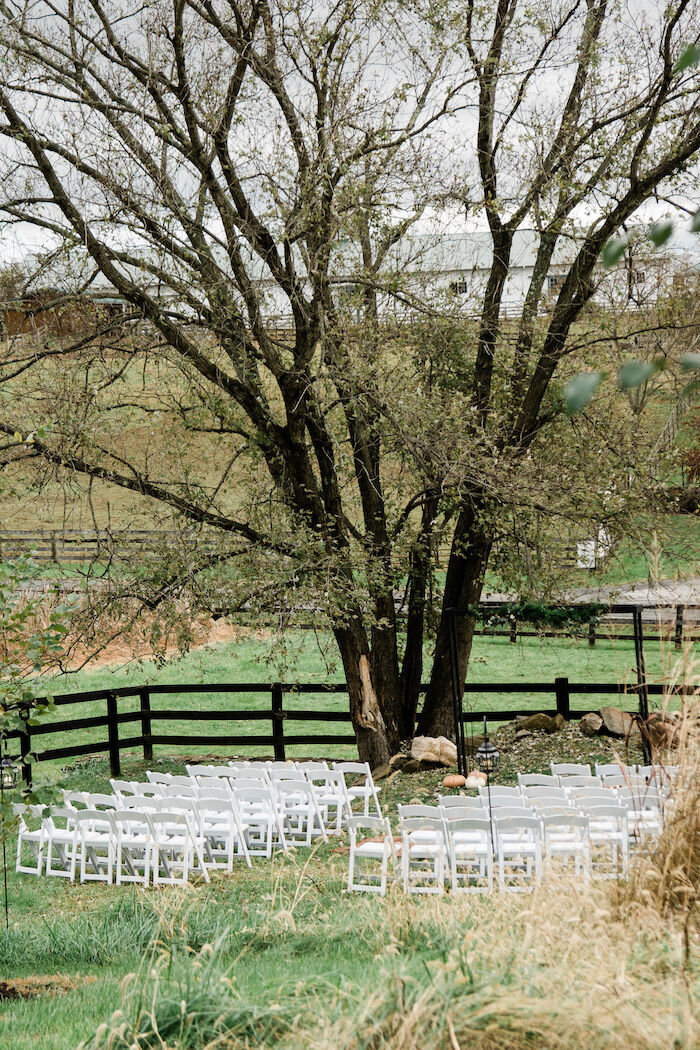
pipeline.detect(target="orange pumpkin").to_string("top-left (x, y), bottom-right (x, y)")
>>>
top-left (442, 773), bottom-right (466, 789)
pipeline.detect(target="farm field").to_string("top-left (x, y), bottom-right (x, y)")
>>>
top-left (18, 627), bottom-right (695, 782)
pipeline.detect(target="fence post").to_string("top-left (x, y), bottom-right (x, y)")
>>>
top-left (588, 620), bottom-right (596, 648)
top-left (271, 683), bottom-right (285, 761)
top-left (106, 691), bottom-right (120, 776)
top-left (140, 689), bottom-right (153, 762)
top-left (675, 605), bottom-right (684, 650)
top-left (509, 617), bottom-right (517, 644)
top-left (19, 715), bottom-right (31, 788)
top-left (554, 677), bottom-right (570, 721)
top-left (50, 530), bottom-right (58, 563)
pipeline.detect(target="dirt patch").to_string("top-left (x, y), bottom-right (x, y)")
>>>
top-left (64, 615), bottom-right (246, 670)
top-left (0, 975), bottom-right (95, 1000)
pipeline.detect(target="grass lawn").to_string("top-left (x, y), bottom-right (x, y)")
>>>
top-left (0, 730), bottom-right (695, 1050)
top-left (21, 628), bottom-right (693, 781)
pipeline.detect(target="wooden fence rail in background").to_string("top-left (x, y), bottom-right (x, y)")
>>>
top-left (3, 677), bottom-right (687, 786)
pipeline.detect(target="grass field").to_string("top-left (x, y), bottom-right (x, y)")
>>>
top-left (0, 732), bottom-right (696, 1050)
top-left (21, 627), bottom-right (695, 782)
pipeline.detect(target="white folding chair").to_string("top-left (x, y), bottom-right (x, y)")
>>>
top-left (617, 787), bottom-right (664, 846)
top-left (234, 785), bottom-right (288, 857)
top-left (75, 810), bottom-right (116, 884)
top-left (113, 809), bottom-right (153, 886)
top-left (153, 797), bottom-right (210, 881)
top-left (275, 780), bottom-right (327, 845)
top-left (542, 812), bottom-right (590, 879)
top-left (478, 785), bottom-right (521, 800)
top-left (578, 803), bottom-right (629, 879)
top-left (444, 815), bottom-right (493, 893)
top-left (43, 807), bottom-right (79, 881)
top-left (15, 804), bottom-right (46, 876)
top-left (306, 769), bottom-right (349, 834)
top-left (85, 793), bottom-right (119, 810)
top-left (347, 815), bottom-right (396, 895)
top-left (110, 780), bottom-right (139, 802)
top-left (197, 797), bottom-right (251, 870)
top-left (334, 762), bottom-right (382, 818)
top-left (149, 810), bottom-right (206, 886)
top-left (399, 815), bottom-right (446, 894)
top-left (494, 813), bottom-right (542, 892)
top-left (145, 771), bottom-right (172, 786)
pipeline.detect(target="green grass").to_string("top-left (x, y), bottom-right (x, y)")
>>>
top-left (21, 627), bottom-right (691, 782)
top-left (0, 735), bottom-right (694, 1050)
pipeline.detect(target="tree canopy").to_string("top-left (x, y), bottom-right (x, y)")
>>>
top-left (0, 0), bottom-right (699, 762)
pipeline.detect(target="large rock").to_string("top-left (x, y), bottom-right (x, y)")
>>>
top-left (580, 712), bottom-right (603, 737)
top-left (518, 713), bottom-right (558, 733)
top-left (599, 706), bottom-right (640, 739)
top-left (646, 712), bottom-right (680, 749)
top-left (411, 735), bottom-right (458, 767)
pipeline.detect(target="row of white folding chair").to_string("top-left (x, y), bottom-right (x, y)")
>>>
top-left (16, 804), bottom-right (213, 886)
top-left (186, 764), bottom-right (368, 830)
top-left (63, 788), bottom-right (255, 867)
top-left (400, 803), bottom-right (629, 890)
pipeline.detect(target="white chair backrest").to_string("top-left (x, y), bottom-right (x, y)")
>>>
top-left (121, 794), bottom-right (160, 810)
top-left (491, 806), bottom-right (533, 820)
top-left (146, 771), bottom-right (172, 785)
top-left (602, 773), bottom-right (645, 789)
top-left (113, 809), bottom-right (152, 832)
top-left (232, 777), bottom-right (270, 792)
top-left (110, 780), bottom-right (138, 798)
top-left (543, 812), bottom-right (589, 831)
top-left (569, 787), bottom-right (614, 802)
top-left (75, 809), bottom-right (115, 832)
top-left (160, 784), bottom-right (197, 798)
top-left (440, 804), bottom-right (486, 820)
top-left (478, 785), bottom-right (520, 798)
top-left (62, 790), bottom-right (89, 808)
top-left (522, 786), bottom-right (567, 800)
top-left (438, 796), bottom-right (483, 809)
top-left (558, 775), bottom-right (602, 789)
top-left (551, 762), bottom-right (591, 777)
top-left (86, 794), bottom-right (119, 809)
top-left (595, 763), bottom-right (634, 779)
top-left (197, 788), bottom-right (232, 803)
top-left (398, 804), bottom-right (441, 819)
top-left (486, 798), bottom-right (529, 811)
top-left (494, 813), bottom-right (540, 833)
top-left (517, 773), bottom-right (558, 788)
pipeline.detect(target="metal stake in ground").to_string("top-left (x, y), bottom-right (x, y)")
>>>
top-left (476, 717), bottom-right (500, 855)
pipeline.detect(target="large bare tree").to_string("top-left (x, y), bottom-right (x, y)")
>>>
top-left (0, 0), bottom-right (698, 762)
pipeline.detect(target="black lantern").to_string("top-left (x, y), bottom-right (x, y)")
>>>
top-left (0, 756), bottom-right (19, 790)
top-left (476, 717), bottom-right (500, 776)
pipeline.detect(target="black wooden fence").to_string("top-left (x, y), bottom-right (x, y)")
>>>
top-left (3, 677), bottom-right (683, 786)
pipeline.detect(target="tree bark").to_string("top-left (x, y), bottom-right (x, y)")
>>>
top-left (418, 501), bottom-right (492, 739)
top-left (333, 620), bottom-right (396, 767)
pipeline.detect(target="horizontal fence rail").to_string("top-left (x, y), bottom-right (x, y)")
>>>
top-left (3, 677), bottom-right (692, 786)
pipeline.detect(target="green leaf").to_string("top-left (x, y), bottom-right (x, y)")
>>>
top-left (673, 44), bottom-right (700, 74)
top-left (617, 359), bottom-right (661, 389)
top-left (691, 207), bottom-right (700, 234)
top-left (680, 353), bottom-right (700, 371)
top-left (565, 372), bottom-right (604, 414)
top-left (602, 236), bottom-right (627, 269)
top-left (649, 220), bottom-right (673, 247)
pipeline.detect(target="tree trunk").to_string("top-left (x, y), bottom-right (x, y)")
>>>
top-left (398, 495), bottom-right (437, 739)
top-left (418, 502), bottom-right (492, 739)
top-left (333, 619), bottom-right (397, 768)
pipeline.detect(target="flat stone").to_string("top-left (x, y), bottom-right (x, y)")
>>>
top-left (515, 729), bottom-right (531, 740)
top-left (518, 713), bottom-right (557, 733)
top-left (599, 706), bottom-right (640, 739)
top-left (580, 712), bottom-right (603, 737)
top-left (389, 753), bottom-right (410, 770)
top-left (401, 759), bottom-right (422, 774)
top-left (371, 763), bottom-right (392, 781)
